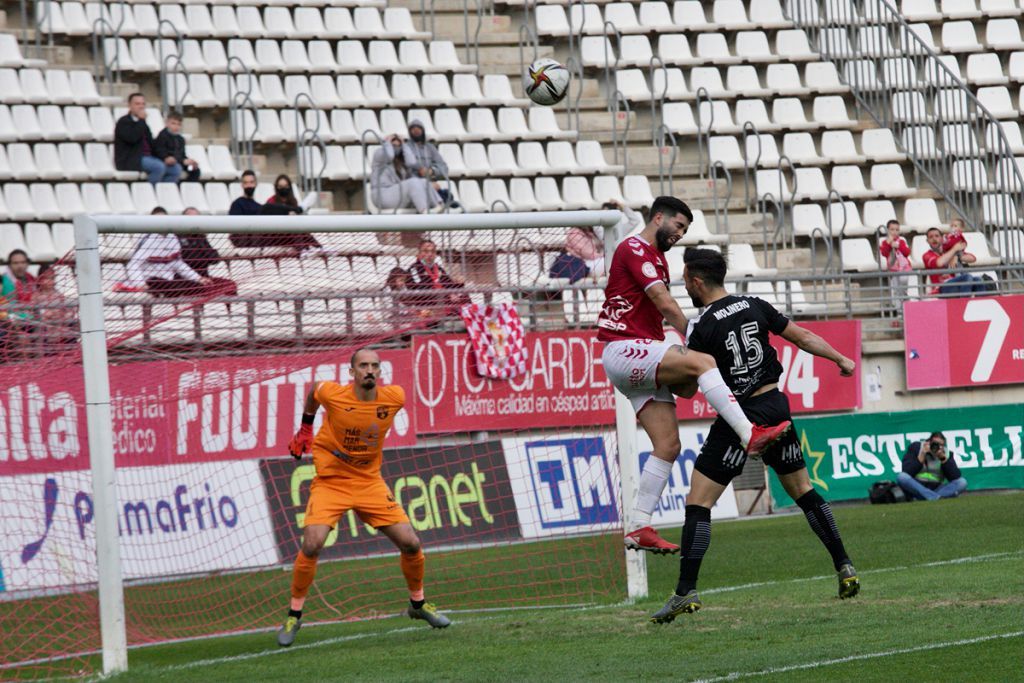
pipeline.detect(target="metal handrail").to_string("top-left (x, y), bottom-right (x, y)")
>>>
top-left (92, 17), bottom-right (120, 94)
top-left (610, 90), bottom-right (630, 176)
top-left (710, 162), bottom-right (732, 239)
top-left (601, 20), bottom-right (622, 114)
top-left (294, 93), bottom-right (327, 199)
top-left (694, 87), bottom-right (712, 180)
top-left (361, 129), bottom-right (386, 215)
top-left (564, 55), bottom-right (584, 134)
top-left (809, 227), bottom-right (835, 276)
top-left (786, 0), bottom-right (1024, 263)
top-left (648, 55), bottom-right (667, 146)
top-left (777, 153), bottom-right (797, 251)
top-left (825, 189), bottom-right (847, 238)
top-left (419, 0), bottom-right (435, 37)
top-left (655, 124), bottom-right (676, 197)
top-left (158, 21), bottom-right (187, 117)
top-left (741, 121), bottom-right (761, 209)
top-left (227, 56), bottom-right (258, 170)
top-left (35, 0), bottom-right (54, 49)
top-left (758, 191), bottom-right (782, 267)
top-left (518, 22), bottom-right (539, 87)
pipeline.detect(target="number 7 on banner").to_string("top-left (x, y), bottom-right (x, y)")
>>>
top-left (963, 299), bottom-right (1011, 383)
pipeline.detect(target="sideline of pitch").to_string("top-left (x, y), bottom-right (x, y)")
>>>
top-left (689, 630), bottom-right (1024, 682)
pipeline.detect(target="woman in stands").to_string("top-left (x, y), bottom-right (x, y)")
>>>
top-left (259, 174), bottom-right (323, 256)
top-left (371, 134), bottom-right (444, 214)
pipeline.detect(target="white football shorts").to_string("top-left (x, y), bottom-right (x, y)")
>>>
top-left (601, 339), bottom-right (676, 414)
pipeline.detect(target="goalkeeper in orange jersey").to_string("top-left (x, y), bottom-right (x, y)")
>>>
top-left (276, 348), bottom-right (450, 647)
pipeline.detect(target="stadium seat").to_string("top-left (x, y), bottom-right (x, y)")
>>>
top-left (105, 183), bottom-right (136, 214)
top-left (821, 131), bottom-right (867, 165)
top-left (653, 68), bottom-right (691, 100)
top-left (581, 36), bottom-right (616, 68)
top-left (967, 53), bottom-right (1010, 86)
top-left (727, 66), bottom-right (771, 97)
top-left (696, 35), bottom-right (739, 66)
top-left (792, 203), bottom-right (827, 237)
top-left (755, 168), bottom-right (793, 202)
top-left (12, 105), bottom-right (44, 141)
top-left (729, 243), bottom-right (777, 276)
top-left (639, 2), bottom-right (676, 31)
top-left (831, 166), bottom-right (875, 199)
top-left (735, 31), bottom-right (776, 63)
top-left (536, 5), bottom-right (571, 36)
top-left (841, 238), bottom-right (880, 272)
top-left (33, 143), bottom-right (63, 181)
top-left (745, 133), bottom-right (781, 166)
top-left (857, 26), bottom-right (899, 58)
top-left (0, 69), bottom-right (25, 104)
top-left (793, 168), bottom-right (831, 201)
top-left (51, 222), bottom-right (74, 257)
top-left (775, 29), bottom-right (815, 61)
top-left (901, 198), bottom-right (944, 232)
top-left (782, 132), bottom-right (821, 166)
top-left (862, 128), bottom-right (905, 162)
top-left (594, 176), bottom-right (627, 206)
top-left (862, 200), bottom-right (898, 234)
top-left (81, 183), bottom-right (113, 214)
top-left (977, 86), bottom-right (1018, 118)
top-left (765, 64), bottom-right (807, 96)
top-left (562, 177), bottom-right (598, 209)
top-left (533, 177), bottom-right (564, 211)
top-left (700, 100), bottom-right (741, 134)
top-left (0, 146), bottom-right (10, 181)
top-left (4, 183), bottom-right (36, 221)
top-left (993, 229), bottom-right (1024, 261)
top-left (429, 41), bottom-right (474, 73)
top-left (964, 231), bottom-right (1002, 265)
top-left (987, 18), bottom-right (1024, 50)
top-left (844, 59), bottom-right (883, 91)
top-left (623, 176), bottom-right (656, 208)
top-left (0, 33), bottom-right (44, 68)
top-left (903, 0), bottom-right (943, 21)
top-left (771, 98), bottom-right (815, 130)
top-left (663, 102), bottom-right (699, 135)
top-left (529, 107), bottom-right (574, 140)
top-left (24, 222), bottom-right (57, 261)
top-left (690, 66), bottom-right (734, 98)
top-left (456, 179), bottom-right (487, 213)
top-left (942, 21), bottom-right (983, 51)
top-left (941, 123), bottom-right (982, 156)
top-left (8, 144), bottom-right (38, 180)
top-left (829, 200), bottom-right (871, 236)
top-left (952, 159), bottom-right (991, 191)
top-left (872, 164), bottom-right (916, 197)
top-left (658, 34), bottom-right (699, 66)
top-left (709, 136), bottom-right (745, 169)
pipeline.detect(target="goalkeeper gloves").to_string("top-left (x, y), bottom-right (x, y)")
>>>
top-left (289, 415), bottom-right (315, 459)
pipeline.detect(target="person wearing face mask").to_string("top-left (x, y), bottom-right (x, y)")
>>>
top-left (371, 134), bottom-right (444, 213)
top-left (403, 121), bottom-right (458, 209)
top-left (229, 170), bottom-right (262, 216)
top-left (259, 174), bottom-right (323, 256)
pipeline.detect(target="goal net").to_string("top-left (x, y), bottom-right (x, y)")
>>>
top-left (0, 213), bottom-right (645, 679)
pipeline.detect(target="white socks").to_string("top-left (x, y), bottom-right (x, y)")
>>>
top-left (632, 456), bottom-right (674, 529)
top-left (698, 368), bottom-right (753, 447)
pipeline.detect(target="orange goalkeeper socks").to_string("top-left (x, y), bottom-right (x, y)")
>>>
top-left (400, 549), bottom-right (425, 602)
top-left (290, 551), bottom-right (319, 611)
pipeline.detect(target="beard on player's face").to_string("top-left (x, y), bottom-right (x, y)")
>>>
top-left (360, 374), bottom-right (377, 388)
top-left (655, 224), bottom-right (677, 252)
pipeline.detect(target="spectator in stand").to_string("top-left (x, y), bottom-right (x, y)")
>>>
top-left (897, 432), bottom-right (968, 501)
top-left (32, 264), bottom-right (74, 349)
top-left (386, 266), bottom-right (432, 325)
top-left (153, 112), bottom-right (200, 182)
top-left (604, 200), bottom-right (645, 243)
top-left (921, 223), bottom-right (987, 296)
top-left (114, 93), bottom-right (179, 184)
top-left (372, 134), bottom-right (444, 213)
top-left (229, 170), bottom-right (262, 216)
top-left (879, 219), bottom-right (913, 303)
top-left (119, 207), bottom-right (237, 298)
top-left (260, 174), bottom-right (322, 256)
top-left (404, 120), bottom-right (456, 209)
top-left (407, 239), bottom-right (469, 315)
top-left (2, 248), bottom-right (37, 323)
top-left (565, 224), bottom-right (605, 278)
top-left (179, 207), bottom-right (223, 277)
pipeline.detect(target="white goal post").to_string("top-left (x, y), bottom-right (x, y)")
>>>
top-left (72, 209), bottom-right (645, 675)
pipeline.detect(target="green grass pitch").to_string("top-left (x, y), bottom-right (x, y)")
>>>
top-left (15, 492), bottom-right (1024, 681)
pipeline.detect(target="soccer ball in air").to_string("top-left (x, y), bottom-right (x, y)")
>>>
top-left (524, 58), bottom-right (570, 106)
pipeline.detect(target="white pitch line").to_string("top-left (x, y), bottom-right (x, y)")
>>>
top-left (689, 630), bottom-right (1024, 683)
top-left (702, 550), bottom-right (1022, 595)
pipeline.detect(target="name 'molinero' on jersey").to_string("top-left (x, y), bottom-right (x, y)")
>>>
top-left (685, 295), bottom-right (790, 402)
top-left (596, 236), bottom-right (671, 343)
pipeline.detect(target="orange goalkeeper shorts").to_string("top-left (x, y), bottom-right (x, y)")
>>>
top-left (302, 475), bottom-right (410, 530)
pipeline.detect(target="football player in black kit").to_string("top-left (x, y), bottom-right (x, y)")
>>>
top-left (651, 248), bottom-right (860, 624)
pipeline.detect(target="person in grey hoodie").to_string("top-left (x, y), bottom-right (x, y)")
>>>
top-left (371, 133), bottom-right (442, 213)
top-left (404, 120), bottom-right (458, 208)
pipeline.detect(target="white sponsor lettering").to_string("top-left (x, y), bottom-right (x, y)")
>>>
top-left (0, 384), bottom-right (79, 463)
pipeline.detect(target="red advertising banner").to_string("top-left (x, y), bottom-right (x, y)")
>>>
top-left (413, 321), bottom-right (861, 434)
top-left (905, 294), bottom-right (1024, 390)
top-left (0, 349), bottom-right (415, 476)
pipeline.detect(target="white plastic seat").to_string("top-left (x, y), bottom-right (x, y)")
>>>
top-left (893, 91), bottom-right (931, 123)
top-left (696, 34), bottom-right (739, 66)
top-left (674, 1), bottom-right (715, 30)
top-left (663, 102), bottom-right (698, 135)
top-left (690, 66), bottom-right (733, 97)
top-left (11, 104), bottom-right (43, 140)
top-left (482, 178), bottom-right (514, 212)
top-left (8, 144), bottom-right (38, 180)
top-left (792, 203), bottom-right (827, 237)
top-left (658, 34), bottom-right (698, 66)
top-left (736, 31), bottom-right (776, 63)
top-left (872, 164), bottom-right (916, 197)
top-left (903, 0), bottom-right (943, 21)
top-left (700, 100), bottom-right (742, 134)
top-left (793, 167), bottom-right (831, 201)
top-left (727, 66), bottom-right (770, 97)
top-left (456, 179), bottom-right (487, 213)
top-left (841, 238), bottom-right (880, 272)
top-left (953, 159), bottom-right (991, 191)
top-left (900, 125), bottom-right (939, 159)
top-left (963, 231), bottom-right (1001, 266)
top-left (771, 98), bottom-right (815, 130)
top-left (429, 41), bottom-right (473, 73)
top-left (536, 6), bottom-right (571, 36)
top-left (775, 29), bottom-right (816, 61)
top-left (728, 243), bottom-right (776, 276)
top-left (902, 198), bottom-right (944, 232)
top-left (461, 143), bottom-right (489, 177)
top-left (755, 169), bottom-right (793, 202)
top-left (623, 175), bottom-right (656, 208)
top-left (861, 200), bottom-right (899, 235)
top-left (744, 133), bottom-right (781, 167)
top-left (529, 107), bottom-right (574, 139)
top-left (987, 18), bottom-right (1024, 50)
top-left (36, 106), bottom-right (68, 142)
top-left (862, 128), bottom-right (906, 162)
top-left (766, 64), bottom-right (807, 95)
top-left (782, 132), bottom-right (821, 165)
top-left (822, 130), bottom-right (866, 164)
top-left (605, 2), bottom-right (644, 33)
top-left (941, 123), bottom-right (981, 156)
top-left (831, 165), bottom-right (875, 198)
top-left (977, 86), bottom-right (1017, 118)
top-left (104, 183), bottom-right (135, 214)
top-left (54, 182), bottom-right (86, 219)
top-left (562, 177), bottom-right (598, 209)
top-left (713, 0), bottom-right (754, 29)
top-left (942, 20), bottom-right (983, 51)
top-left (826, 200), bottom-right (869, 236)
top-left (856, 26), bottom-right (898, 57)
top-left (32, 143), bottom-right (63, 181)
top-left (594, 176), bottom-right (627, 206)
top-left (620, 36), bottom-right (654, 67)
top-left (967, 53), bottom-right (1010, 86)
top-left (805, 62), bottom-right (848, 94)
top-left (844, 59), bottom-right (883, 91)
top-left (993, 229), bottom-right (1024, 261)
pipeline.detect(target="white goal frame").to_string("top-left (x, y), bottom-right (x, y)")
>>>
top-left (72, 210), bottom-right (641, 675)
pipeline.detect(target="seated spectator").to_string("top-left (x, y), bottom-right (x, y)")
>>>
top-left (229, 174), bottom-right (322, 256)
top-left (153, 112), bottom-right (200, 182)
top-left (407, 239), bottom-right (469, 315)
top-left (2, 248), bottom-right (36, 359)
top-left (229, 170), bottom-right (262, 216)
top-left (921, 224), bottom-right (988, 296)
top-left (386, 266), bottom-right (432, 324)
top-left (114, 93), bottom-right (179, 184)
top-left (566, 225), bottom-right (605, 278)
top-left (879, 219), bottom-right (912, 303)
top-left (405, 120), bottom-right (457, 209)
top-left (179, 207), bottom-right (224, 277)
top-left (32, 264), bottom-right (75, 349)
top-left (118, 208), bottom-right (237, 298)
top-left (372, 134), bottom-right (443, 213)
top-left (897, 432), bottom-right (967, 501)
top-left (604, 200), bottom-right (645, 243)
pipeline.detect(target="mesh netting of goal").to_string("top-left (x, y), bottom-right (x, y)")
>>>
top-left (0, 214), bottom-right (641, 679)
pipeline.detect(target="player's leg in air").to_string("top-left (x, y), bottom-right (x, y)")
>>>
top-left (377, 522), bottom-right (451, 629)
top-left (623, 345), bottom-right (791, 554)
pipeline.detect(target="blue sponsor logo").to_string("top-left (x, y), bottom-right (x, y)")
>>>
top-left (20, 477), bottom-right (240, 567)
top-left (524, 437), bottom-right (619, 529)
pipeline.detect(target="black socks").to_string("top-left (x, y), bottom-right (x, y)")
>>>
top-left (410, 599), bottom-right (425, 610)
top-left (795, 489), bottom-right (850, 571)
top-left (676, 504), bottom-right (712, 596)
top-left (288, 608), bottom-right (302, 620)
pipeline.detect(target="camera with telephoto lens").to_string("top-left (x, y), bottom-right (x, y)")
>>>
top-left (928, 440), bottom-right (943, 455)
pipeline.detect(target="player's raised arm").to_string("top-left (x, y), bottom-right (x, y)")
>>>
top-left (780, 322), bottom-right (855, 376)
top-left (645, 282), bottom-right (689, 337)
top-left (288, 381), bottom-right (322, 459)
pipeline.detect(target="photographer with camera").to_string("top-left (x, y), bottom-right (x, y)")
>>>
top-left (896, 432), bottom-right (968, 501)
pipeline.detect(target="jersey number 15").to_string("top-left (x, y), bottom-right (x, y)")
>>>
top-left (724, 322), bottom-right (763, 375)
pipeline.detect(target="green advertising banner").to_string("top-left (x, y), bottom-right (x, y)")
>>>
top-left (770, 403), bottom-right (1024, 507)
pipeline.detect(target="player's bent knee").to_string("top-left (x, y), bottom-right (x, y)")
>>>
top-left (401, 538), bottom-right (422, 555)
top-left (301, 526), bottom-right (330, 556)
